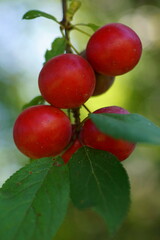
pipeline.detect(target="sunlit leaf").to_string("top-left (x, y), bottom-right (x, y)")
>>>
top-left (22, 96), bottom-right (45, 110)
top-left (22, 10), bottom-right (59, 23)
top-left (44, 37), bottom-right (66, 63)
top-left (75, 23), bottom-right (99, 32)
top-left (67, 0), bottom-right (81, 22)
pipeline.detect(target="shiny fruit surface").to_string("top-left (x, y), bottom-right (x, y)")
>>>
top-left (38, 53), bottom-right (96, 109)
top-left (80, 106), bottom-right (136, 161)
top-left (13, 105), bottom-right (72, 159)
top-left (86, 23), bottom-right (142, 76)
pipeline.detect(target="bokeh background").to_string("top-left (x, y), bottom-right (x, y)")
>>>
top-left (0, 0), bottom-right (160, 239)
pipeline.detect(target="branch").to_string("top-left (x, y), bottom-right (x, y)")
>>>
top-left (61, 0), bottom-right (71, 53)
top-left (61, 0), bottom-right (81, 127)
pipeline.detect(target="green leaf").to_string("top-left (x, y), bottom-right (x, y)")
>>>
top-left (76, 23), bottom-right (99, 32)
top-left (90, 113), bottom-right (160, 145)
top-left (44, 37), bottom-right (66, 63)
top-left (0, 158), bottom-right (70, 240)
top-left (85, 23), bottom-right (100, 31)
top-left (67, 0), bottom-right (81, 22)
top-left (22, 10), bottom-right (59, 23)
top-left (22, 95), bottom-right (45, 110)
top-left (69, 147), bottom-right (130, 235)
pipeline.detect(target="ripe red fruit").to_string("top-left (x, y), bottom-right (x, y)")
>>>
top-left (62, 139), bottom-right (82, 163)
top-left (80, 106), bottom-right (135, 161)
top-left (80, 50), bottom-right (115, 96)
top-left (38, 53), bottom-right (96, 109)
top-left (92, 73), bottom-right (115, 96)
top-left (86, 23), bottom-right (142, 76)
top-left (13, 105), bottom-right (72, 159)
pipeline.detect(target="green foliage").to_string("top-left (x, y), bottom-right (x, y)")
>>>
top-left (67, 0), bottom-right (81, 22)
top-left (5, 1), bottom-right (160, 240)
top-left (22, 96), bottom-right (45, 110)
top-left (22, 10), bottom-right (59, 23)
top-left (69, 147), bottom-right (130, 235)
top-left (0, 158), bottom-right (70, 240)
top-left (82, 23), bottom-right (100, 31)
top-left (90, 113), bottom-right (160, 144)
top-left (44, 37), bottom-right (67, 63)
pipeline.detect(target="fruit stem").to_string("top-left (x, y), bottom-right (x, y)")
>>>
top-left (82, 104), bottom-right (91, 113)
top-left (73, 26), bottom-right (91, 37)
top-left (61, 0), bottom-right (81, 128)
top-left (61, 0), bottom-right (72, 53)
top-left (60, 27), bottom-right (80, 54)
top-left (62, 0), bottom-right (67, 23)
top-left (71, 107), bottom-right (81, 129)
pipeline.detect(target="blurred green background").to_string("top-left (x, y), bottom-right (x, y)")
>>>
top-left (0, 0), bottom-right (160, 239)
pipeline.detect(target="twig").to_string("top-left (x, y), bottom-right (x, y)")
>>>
top-left (82, 104), bottom-right (91, 113)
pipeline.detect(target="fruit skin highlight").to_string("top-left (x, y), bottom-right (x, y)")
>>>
top-left (38, 53), bottom-right (96, 109)
top-left (13, 105), bottom-right (72, 159)
top-left (86, 23), bottom-right (142, 76)
top-left (80, 106), bottom-right (136, 161)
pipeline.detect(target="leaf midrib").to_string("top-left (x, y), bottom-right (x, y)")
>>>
top-left (84, 147), bottom-right (107, 208)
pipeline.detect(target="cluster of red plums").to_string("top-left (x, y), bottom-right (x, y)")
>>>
top-left (13, 23), bottom-right (142, 163)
